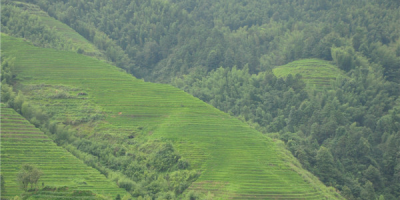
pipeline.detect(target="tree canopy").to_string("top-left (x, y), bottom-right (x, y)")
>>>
top-left (17, 164), bottom-right (43, 191)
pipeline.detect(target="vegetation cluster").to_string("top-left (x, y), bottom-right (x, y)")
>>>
top-left (16, 164), bottom-right (43, 192)
top-left (0, 105), bottom-right (128, 199)
top-left (1, 0), bottom-right (400, 199)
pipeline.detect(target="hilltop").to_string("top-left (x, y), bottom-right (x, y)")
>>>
top-left (1, 34), bottom-right (343, 199)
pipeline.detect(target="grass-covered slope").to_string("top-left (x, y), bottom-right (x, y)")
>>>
top-left (0, 106), bottom-right (127, 199)
top-left (273, 59), bottom-right (344, 89)
top-left (3, 1), bottom-right (104, 59)
top-left (1, 34), bottom-right (343, 199)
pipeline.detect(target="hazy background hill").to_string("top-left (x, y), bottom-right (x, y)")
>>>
top-left (1, 0), bottom-right (400, 199)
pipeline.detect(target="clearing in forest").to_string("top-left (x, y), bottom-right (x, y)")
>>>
top-left (273, 59), bottom-right (344, 90)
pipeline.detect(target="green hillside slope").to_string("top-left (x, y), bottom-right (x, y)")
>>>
top-left (273, 59), bottom-right (344, 90)
top-left (1, 34), bottom-right (343, 199)
top-left (0, 106), bottom-right (128, 199)
top-left (2, 1), bottom-right (104, 59)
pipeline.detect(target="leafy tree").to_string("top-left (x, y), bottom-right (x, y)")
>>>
top-left (360, 181), bottom-right (375, 200)
top-left (331, 46), bottom-right (356, 72)
top-left (364, 165), bottom-right (383, 190)
top-left (315, 146), bottom-right (337, 185)
top-left (17, 164), bottom-right (43, 191)
top-left (341, 186), bottom-right (354, 200)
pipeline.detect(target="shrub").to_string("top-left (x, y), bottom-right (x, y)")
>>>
top-left (118, 178), bottom-right (135, 191)
top-left (176, 159), bottom-right (190, 170)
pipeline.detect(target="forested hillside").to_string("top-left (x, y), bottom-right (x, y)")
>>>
top-left (1, 0), bottom-right (400, 199)
top-left (7, 0), bottom-right (400, 83)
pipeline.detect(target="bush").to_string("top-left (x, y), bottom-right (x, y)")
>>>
top-left (118, 178), bottom-right (135, 191)
top-left (184, 190), bottom-right (203, 200)
top-left (72, 190), bottom-right (94, 196)
top-left (150, 143), bottom-right (181, 172)
top-left (49, 91), bottom-right (70, 99)
top-left (176, 159), bottom-right (190, 170)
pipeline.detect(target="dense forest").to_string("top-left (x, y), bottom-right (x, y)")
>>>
top-left (1, 0), bottom-right (400, 199)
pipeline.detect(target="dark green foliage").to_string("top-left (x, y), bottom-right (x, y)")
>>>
top-left (72, 138), bottom-right (197, 198)
top-left (150, 143), bottom-right (181, 172)
top-left (360, 181), bottom-right (375, 200)
top-left (331, 46), bottom-right (357, 72)
top-left (0, 56), bottom-right (16, 85)
top-left (315, 146), bottom-right (337, 185)
top-left (0, 4), bottom-right (74, 52)
top-left (364, 165), bottom-right (383, 191)
top-left (1, 174), bottom-right (5, 195)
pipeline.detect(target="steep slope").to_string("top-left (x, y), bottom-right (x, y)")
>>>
top-left (1, 34), bottom-right (343, 199)
top-left (20, 0), bottom-right (400, 83)
top-left (1, 1), bottom-right (104, 59)
top-left (273, 59), bottom-right (344, 90)
top-left (0, 105), bottom-right (128, 199)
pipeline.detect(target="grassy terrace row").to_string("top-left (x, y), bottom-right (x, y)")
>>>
top-left (2, 34), bottom-right (343, 199)
top-left (0, 107), bottom-right (127, 199)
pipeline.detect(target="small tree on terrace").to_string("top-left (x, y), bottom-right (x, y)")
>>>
top-left (17, 164), bottom-right (43, 191)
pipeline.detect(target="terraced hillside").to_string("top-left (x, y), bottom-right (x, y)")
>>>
top-left (0, 105), bottom-right (128, 199)
top-left (3, 1), bottom-right (104, 59)
top-left (273, 59), bottom-right (344, 90)
top-left (1, 34), bottom-right (343, 199)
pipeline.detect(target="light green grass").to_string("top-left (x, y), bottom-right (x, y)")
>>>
top-left (273, 59), bottom-right (344, 90)
top-left (0, 106), bottom-right (128, 199)
top-left (9, 1), bottom-right (104, 59)
top-left (1, 34), bottom-right (343, 199)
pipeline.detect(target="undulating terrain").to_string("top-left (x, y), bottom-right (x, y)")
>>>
top-left (1, 0), bottom-right (400, 199)
top-left (1, 34), bottom-right (342, 199)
